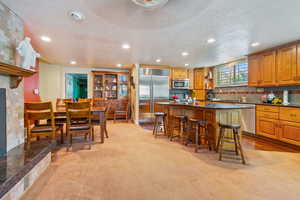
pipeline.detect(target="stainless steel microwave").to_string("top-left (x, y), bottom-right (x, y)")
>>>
top-left (172, 79), bottom-right (190, 89)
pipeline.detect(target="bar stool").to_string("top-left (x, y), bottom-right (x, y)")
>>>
top-left (188, 118), bottom-right (212, 152)
top-left (217, 123), bottom-right (246, 164)
top-left (170, 115), bottom-right (187, 142)
top-left (153, 112), bottom-right (167, 138)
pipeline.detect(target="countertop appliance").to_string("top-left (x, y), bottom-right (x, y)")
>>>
top-left (139, 68), bottom-right (170, 123)
top-left (172, 79), bottom-right (190, 89)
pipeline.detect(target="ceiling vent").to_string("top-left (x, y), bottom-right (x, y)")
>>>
top-left (69, 11), bottom-right (85, 22)
top-left (132, 0), bottom-right (169, 9)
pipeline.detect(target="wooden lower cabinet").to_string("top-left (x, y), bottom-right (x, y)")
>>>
top-left (256, 106), bottom-right (300, 147)
top-left (256, 115), bottom-right (279, 140)
top-left (278, 121), bottom-right (300, 146)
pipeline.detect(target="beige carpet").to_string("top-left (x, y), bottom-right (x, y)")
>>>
top-left (22, 123), bottom-right (300, 200)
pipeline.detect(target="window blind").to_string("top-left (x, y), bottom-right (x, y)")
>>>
top-left (215, 60), bottom-right (248, 87)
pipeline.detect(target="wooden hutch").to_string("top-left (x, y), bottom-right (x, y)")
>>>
top-left (92, 71), bottom-right (130, 119)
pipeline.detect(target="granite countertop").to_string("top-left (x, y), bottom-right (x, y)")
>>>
top-left (203, 99), bottom-right (300, 108)
top-left (156, 102), bottom-right (255, 110)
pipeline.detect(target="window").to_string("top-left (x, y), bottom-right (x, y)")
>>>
top-left (215, 60), bottom-right (248, 87)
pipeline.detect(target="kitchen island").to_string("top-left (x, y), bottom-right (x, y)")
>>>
top-left (155, 102), bottom-right (255, 149)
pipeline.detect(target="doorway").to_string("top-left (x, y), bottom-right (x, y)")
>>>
top-left (65, 73), bottom-right (88, 100)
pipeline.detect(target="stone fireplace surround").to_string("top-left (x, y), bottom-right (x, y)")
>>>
top-left (0, 75), bottom-right (24, 153)
top-left (0, 88), bottom-right (7, 156)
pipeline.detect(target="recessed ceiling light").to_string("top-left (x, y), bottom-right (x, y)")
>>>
top-left (122, 44), bottom-right (130, 49)
top-left (41, 36), bottom-right (51, 42)
top-left (251, 42), bottom-right (260, 47)
top-left (156, 59), bottom-right (161, 63)
top-left (70, 61), bottom-right (77, 65)
top-left (116, 64), bottom-right (122, 67)
top-left (207, 38), bottom-right (216, 43)
top-left (182, 52), bottom-right (189, 56)
top-left (185, 64), bottom-right (189, 67)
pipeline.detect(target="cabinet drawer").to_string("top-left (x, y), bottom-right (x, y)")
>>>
top-left (256, 111), bottom-right (279, 119)
top-left (279, 107), bottom-right (300, 123)
top-left (256, 105), bottom-right (279, 113)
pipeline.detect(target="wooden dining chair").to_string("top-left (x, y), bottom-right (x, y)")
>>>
top-left (24, 102), bottom-right (64, 150)
top-left (78, 98), bottom-right (92, 104)
top-left (114, 100), bottom-right (130, 123)
top-left (92, 98), bottom-right (106, 107)
top-left (66, 102), bottom-right (92, 150)
top-left (56, 98), bottom-right (73, 109)
top-left (92, 103), bottom-right (111, 140)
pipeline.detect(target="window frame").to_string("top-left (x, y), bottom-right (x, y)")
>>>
top-left (214, 60), bottom-right (248, 88)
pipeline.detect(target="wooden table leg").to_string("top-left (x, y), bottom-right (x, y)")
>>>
top-left (100, 111), bottom-right (105, 143)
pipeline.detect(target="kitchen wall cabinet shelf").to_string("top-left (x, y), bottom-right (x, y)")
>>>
top-left (0, 61), bottom-right (36, 89)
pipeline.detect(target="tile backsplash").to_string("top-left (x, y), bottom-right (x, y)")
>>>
top-left (170, 89), bottom-right (191, 99)
top-left (213, 86), bottom-right (300, 104)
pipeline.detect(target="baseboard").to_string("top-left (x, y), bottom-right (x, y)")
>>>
top-left (242, 131), bottom-right (300, 151)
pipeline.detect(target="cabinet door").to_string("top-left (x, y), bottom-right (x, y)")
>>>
top-left (194, 69), bottom-right (204, 89)
top-left (172, 68), bottom-right (188, 79)
top-left (248, 55), bottom-right (261, 87)
top-left (260, 51), bottom-right (277, 86)
top-left (296, 44), bottom-right (300, 83)
top-left (277, 45), bottom-right (297, 85)
top-left (278, 121), bottom-right (300, 146)
top-left (256, 115), bottom-right (278, 139)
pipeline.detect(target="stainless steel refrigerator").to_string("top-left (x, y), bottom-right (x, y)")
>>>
top-left (139, 68), bottom-right (170, 123)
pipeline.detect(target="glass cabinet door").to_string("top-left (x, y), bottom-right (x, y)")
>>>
top-left (118, 84), bottom-right (128, 98)
top-left (93, 74), bottom-right (104, 98)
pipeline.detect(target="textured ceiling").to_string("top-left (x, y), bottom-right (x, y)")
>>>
top-left (2, 0), bottom-right (300, 68)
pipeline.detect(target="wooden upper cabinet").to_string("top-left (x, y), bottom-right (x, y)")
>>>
top-left (171, 68), bottom-right (188, 79)
top-left (277, 45), bottom-right (297, 85)
top-left (188, 69), bottom-right (194, 89)
top-left (260, 50), bottom-right (277, 86)
top-left (248, 55), bottom-right (261, 87)
top-left (194, 68), bottom-right (204, 90)
top-left (297, 44), bottom-right (300, 82)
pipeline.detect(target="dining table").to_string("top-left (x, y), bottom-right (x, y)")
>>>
top-left (54, 106), bottom-right (107, 143)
